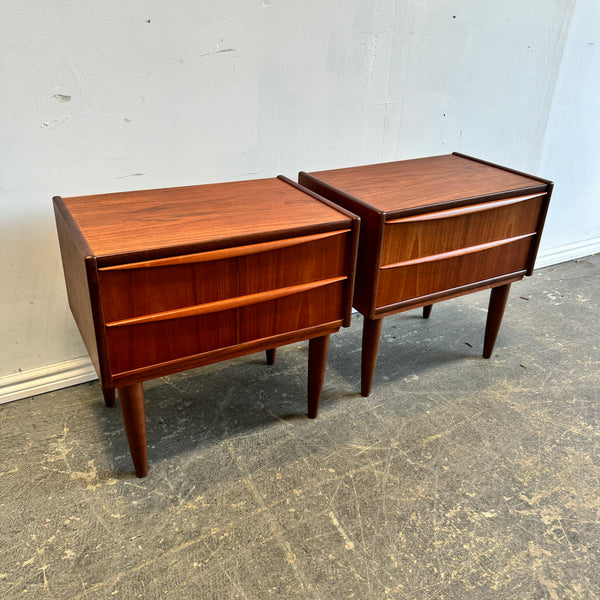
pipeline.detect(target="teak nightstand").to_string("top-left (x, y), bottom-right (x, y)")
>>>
top-left (299, 153), bottom-right (552, 396)
top-left (54, 177), bottom-right (359, 476)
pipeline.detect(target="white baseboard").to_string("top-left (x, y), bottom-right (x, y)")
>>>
top-left (1, 239), bottom-right (598, 405)
top-left (535, 237), bottom-right (600, 269)
top-left (0, 357), bottom-right (97, 405)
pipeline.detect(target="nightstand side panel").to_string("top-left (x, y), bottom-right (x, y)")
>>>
top-left (298, 172), bottom-right (383, 317)
top-left (53, 200), bottom-right (102, 379)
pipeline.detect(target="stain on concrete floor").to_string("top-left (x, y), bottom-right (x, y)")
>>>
top-left (1, 255), bottom-right (599, 599)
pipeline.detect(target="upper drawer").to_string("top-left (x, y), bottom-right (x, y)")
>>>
top-left (380, 193), bottom-right (545, 267)
top-left (98, 230), bottom-right (351, 323)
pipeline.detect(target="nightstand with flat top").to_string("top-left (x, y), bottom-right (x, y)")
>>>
top-left (299, 153), bottom-right (552, 396)
top-left (54, 177), bottom-right (359, 476)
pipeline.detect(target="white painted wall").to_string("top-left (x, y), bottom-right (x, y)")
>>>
top-left (1, 0), bottom-right (598, 401)
top-left (538, 0), bottom-right (600, 263)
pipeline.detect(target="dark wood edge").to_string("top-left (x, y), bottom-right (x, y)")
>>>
top-left (526, 182), bottom-right (553, 275)
top-left (370, 271), bottom-right (526, 317)
top-left (367, 212), bottom-right (387, 319)
top-left (279, 175), bottom-right (361, 222)
top-left (111, 321), bottom-right (344, 387)
top-left (53, 196), bottom-right (94, 257)
top-left (84, 257), bottom-right (113, 388)
top-left (343, 217), bottom-right (360, 327)
top-left (452, 152), bottom-right (554, 186)
top-left (298, 172), bottom-right (382, 214)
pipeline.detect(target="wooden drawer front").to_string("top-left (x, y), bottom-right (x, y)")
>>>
top-left (106, 310), bottom-right (238, 375)
top-left (239, 279), bottom-right (346, 342)
top-left (380, 194), bottom-right (544, 266)
top-left (98, 230), bottom-right (350, 323)
top-left (105, 280), bottom-right (346, 375)
top-left (376, 236), bottom-right (533, 309)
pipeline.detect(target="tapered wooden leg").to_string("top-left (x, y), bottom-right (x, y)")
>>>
top-left (118, 383), bottom-right (148, 477)
top-left (102, 386), bottom-right (115, 407)
top-left (423, 304), bottom-right (433, 319)
top-left (483, 283), bottom-right (512, 359)
top-left (307, 334), bottom-right (330, 419)
top-left (361, 316), bottom-right (384, 397)
top-left (266, 348), bottom-right (276, 365)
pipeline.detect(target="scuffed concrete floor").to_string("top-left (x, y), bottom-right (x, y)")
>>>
top-left (1, 254), bottom-right (599, 599)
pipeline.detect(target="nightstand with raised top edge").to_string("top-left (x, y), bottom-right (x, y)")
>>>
top-left (298, 152), bottom-right (552, 396)
top-left (54, 176), bottom-right (360, 476)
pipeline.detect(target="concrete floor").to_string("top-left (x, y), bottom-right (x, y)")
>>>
top-left (1, 254), bottom-right (599, 599)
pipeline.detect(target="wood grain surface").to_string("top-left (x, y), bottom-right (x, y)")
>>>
top-left (304, 154), bottom-right (546, 214)
top-left (380, 194), bottom-right (544, 265)
top-left (58, 178), bottom-right (350, 259)
top-left (299, 152), bottom-right (552, 397)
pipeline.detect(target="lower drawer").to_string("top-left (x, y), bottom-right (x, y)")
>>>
top-left (375, 236), bottom-right (533, 309)
top-left (105, 280), bottom-right (347, 375)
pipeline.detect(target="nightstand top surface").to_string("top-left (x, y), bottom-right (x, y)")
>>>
top-left (56, 177), bottom-right (349, 258)
top-left (305, 154), bottom-right (546, 213)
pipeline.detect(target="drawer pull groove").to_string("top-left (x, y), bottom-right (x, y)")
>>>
top-left (105, 276), bottom-right (347, 327)
top-left (387, 194), bottom-right (545, 224)
top-left (100, 230), bottom-right (350, 271)
top-left (381, 233), bottom-right (534, 270)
